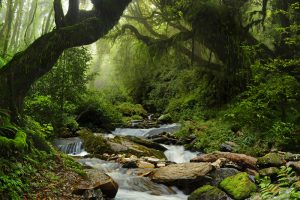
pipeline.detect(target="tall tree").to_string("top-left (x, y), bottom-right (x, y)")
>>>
top-left (0, 0), bottom-right (132, 121)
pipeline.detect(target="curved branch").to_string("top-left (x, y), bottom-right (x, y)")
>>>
top-left (121, 24), bottom-right (221, 72)
top-left (0, 0), bottom-right (132, 118)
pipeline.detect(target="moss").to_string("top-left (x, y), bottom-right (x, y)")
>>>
top-left (111, 136), bottom-right (166, 159)
top-left (258, 167), bottom-right (279, 176)
top-left (219, 172), bottom-right (257, 200)
top-left (0, 130), bottom-right (28, 153)
top-left (257, 153), bottom-right (285, 168)
top-left (188, 185), bottom-right (230, 200)
top-left (158, 114), bottom-right (173, 123)
top-left (80, 132), bottom-right (112, 155)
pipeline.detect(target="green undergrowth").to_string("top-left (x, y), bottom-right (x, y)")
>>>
top-left (0, 113), bottom-right (85, 199)
top-left (257, 166), bottom-right (300, 199)
top-left (177, 118), bottom-right (269, 156)
top-left (0, 148), bottom-right (85, 199)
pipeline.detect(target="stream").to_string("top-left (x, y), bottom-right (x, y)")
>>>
top-left (54, 124), bottom-right (196, 199)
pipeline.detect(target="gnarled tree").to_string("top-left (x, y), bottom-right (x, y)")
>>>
top-left (0, 0), bottom-right (132, 121)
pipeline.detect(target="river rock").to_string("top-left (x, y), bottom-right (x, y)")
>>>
top-left (73, 169), bottom-right (119, 198)
top-left (219, 172), bottom-right (257, 200)
top-left (258, 167), bottom-right (279, 176)
top-left (191, 151), bottom-right (257, 169)
top-left (220, 142), bottom-right (238, 152)
top-left (208, 168), bottom-right (240, 186)
top-left (256, 153), bottom-right (285, 168)
top-left (137, 161), bottom-right (155, 168)
top-left (287, 161), bottom-right (300, 173)
top-left (147, 132), bottom-right (179, 145)
top-left (124, 136), bottom-right (167, 151)
top-left (109, 136), bottom-right (167, 159)
top-left (285, 152), bottom-right (300, 161)
top-left (188, 185), bottom-right (232, 200)
top-left (122, 161), bottom-right (138, 168)
top-left (150, 163), bottom-right (213, 194)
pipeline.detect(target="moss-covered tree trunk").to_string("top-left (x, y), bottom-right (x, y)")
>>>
top-left (0, 0), bottom-right (132, 121)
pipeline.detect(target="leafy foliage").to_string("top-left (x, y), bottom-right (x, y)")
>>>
top-left (258, 166), bottom-right (300, 199)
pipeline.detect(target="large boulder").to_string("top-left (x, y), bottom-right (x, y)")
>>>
top-left (219, 172), bottom-right (257, 200)
top-left (287, 161), bottom-right (300, 173)
top-left (150, 163), bottom-right (213, 194)
top-left (110, 136), bottom-right (166, 159)
top-left (188, 185), bottom-right (232, 200)
top-left (208, 168), bottom-right (240, 186)
top-left (81, 133), bottom-right (166, 159)
top-left (256, 153), bottom-right (285, 168)
top-left (147, 132), bottom-right (179, 145)
top-left (191, 151), bottom-right (257, 169)
top-left (73, 169), bottom-right (118, 198)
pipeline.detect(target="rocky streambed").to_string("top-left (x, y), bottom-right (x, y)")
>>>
top-left (54, 124), bottom-right (300, 200)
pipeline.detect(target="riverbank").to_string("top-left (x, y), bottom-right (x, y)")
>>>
top-left (53, 124), bottom-right (300, 200)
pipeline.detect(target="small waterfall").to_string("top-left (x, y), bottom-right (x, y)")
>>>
top-left (163, 145), bottom-right (199, 163)
top-left (53, 137), bottom-right (88, 156)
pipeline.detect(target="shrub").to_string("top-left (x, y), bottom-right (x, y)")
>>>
top-left (117, 102), bottom-right (147, 117)
top-left (76, 91), bottom-right (122, 130)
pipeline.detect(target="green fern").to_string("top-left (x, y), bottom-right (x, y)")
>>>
top-left (258, 166), bottom-right (300, 200)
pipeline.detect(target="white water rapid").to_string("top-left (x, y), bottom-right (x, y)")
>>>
top-left (78, 158), bottom-right (187, 200)
top-left (54, 124), bottom-right (198, 199)
top-left (163, 145), bottom-right (199, 163)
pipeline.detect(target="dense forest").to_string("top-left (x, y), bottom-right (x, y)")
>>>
top-left (0, 0), bottom-right (299, 199)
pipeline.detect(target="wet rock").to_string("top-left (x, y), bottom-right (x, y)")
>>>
top-left (287, 161), bottom-right (300, 173)
top-left (208, 168), bottom-right (240, 186)
top-left (82, 189), bottom-right (104, 200)
top-left (147, 132), bottom-right (179, 145)
top-left (110, 136), bottom-right (166, 159)
top-left (73, 169), bottom-right (119, 198)
top-left (145, 157), bottom-right (160, 164)
top-left (257, 153), bottom-right (285, 168)
top-left (157, 163), bottom-right (166, 168)
top-left (220, 142), bottom-right (238, 152)
top-left (176, 135), bottom-right (197, 145)
top-left (124, 136), bottom-right (167, 151)
top-left (219, 172), bottom-right (257, 200)
top-left (258, 167), bottom-right (279, 176)
top-left (191, 151), bottom-right (257, 170)
top-left (188, 185), bottom-right (232, 200)
top-left (137, 161), bottom-right (155, 168)
top-left (284, 152), bottom-right (300, 161)
top-left (122, 161), bottom-right (138, 168)
top-left (150, 163), bottom-right (213, 194)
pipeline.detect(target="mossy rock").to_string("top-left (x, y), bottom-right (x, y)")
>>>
top-left (257, 153), bottom-right (285, 168)
top-left (258, 167), bottom-right (279, 176)
top-left (188, 185), bottom-right (232, 200)
top-left (157, 114), bottom-right (172, 123)
top-left (124, 136), bottom-right (167, 151)
top-left (219, 172), bottom-right (257, 200)
top-left (111, 136), bottom-right (166, 159)
top-left (80, 132), bottom-right (112, 155)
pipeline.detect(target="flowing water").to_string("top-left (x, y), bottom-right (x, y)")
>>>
top-left (78, 158), bottom-right (187, 200)
top-left (54, 124), bottom-right (196, 199)
top-left (163, 145), bottom-right (199, 163)
top-left (112, 123), bottom-right (181, 137)
top-left (53, 137), bottom-right (88, 156)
